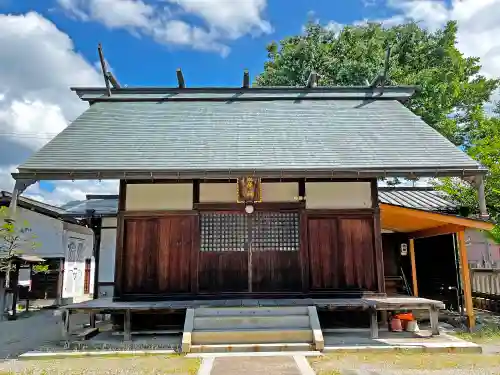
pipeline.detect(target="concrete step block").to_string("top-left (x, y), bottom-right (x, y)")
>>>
top-left (192, 328), bottom-right (313, 345)
top-left (190, 342), bottom-right (315, 353)
top-left (194, 315), bottom-right (311, 330)
top-left (194, 306), bottom-right (309, 317)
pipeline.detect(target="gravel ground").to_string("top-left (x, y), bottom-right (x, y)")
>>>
top-left (0, 310), bottom-right (89, 360)
top-left (310, 352), bottom-right (500, 375)
top-left (0, 356), bottom-right (200, 375)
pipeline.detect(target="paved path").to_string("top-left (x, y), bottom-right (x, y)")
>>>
top-left (202, 355), bottom-right (314, 375)
top-left (0, 310), bottom-right (88, 360)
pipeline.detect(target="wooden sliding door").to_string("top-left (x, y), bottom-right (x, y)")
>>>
top-left (121, 214), bottom-right (196, 295)
top-left (308, 216), bottom-right (377, 291)
top-left (197, 210), bottom-right (302, 294)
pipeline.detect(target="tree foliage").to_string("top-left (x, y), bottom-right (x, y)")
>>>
top-left (255, 20), bottom-right (500, 242)
top-left (435, 109), bottom-right (500, 241)
top-left (0, 206), bottom-right (40, 273)
top-left (256, 21), bottom-right (499, 144)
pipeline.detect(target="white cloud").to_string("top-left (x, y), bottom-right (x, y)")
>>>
top-left (325, 21), bottom-right (343, 36)
top-left (0, 12), bottom-right (118, 204)
top-left (58, 0), bottom-right (272, 56)
top-left (169, 0), bottom-right (272, 39)
top-left (384, 0), bottom-right (500, 103)
top-left (25, 180), bottom-right (119, 207)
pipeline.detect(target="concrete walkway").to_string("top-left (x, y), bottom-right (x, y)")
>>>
top-left (200, 355), bottom-right (315, 375)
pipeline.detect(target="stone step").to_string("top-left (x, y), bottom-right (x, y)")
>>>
top-left (190, 342), bottom-right (315, 353)
top-left (194, 306), bottom-right (309, 317)
top-left (194, 315), bottom-right (311, 330)
top-left (192, 328), bottom-right (313, 345)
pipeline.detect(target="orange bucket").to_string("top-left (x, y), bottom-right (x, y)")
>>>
top-left (394, 312), bottom-right (414, 321)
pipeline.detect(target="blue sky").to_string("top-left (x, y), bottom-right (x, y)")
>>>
top-left (0, 0), bottom-right (417, 88)
top-left (0, 0), bottom-right (497, 205)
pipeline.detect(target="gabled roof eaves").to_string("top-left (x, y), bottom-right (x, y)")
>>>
top-left (0, 191), bottom-right (81, 224)
top-left (73, 86), bottom-right (418, 103)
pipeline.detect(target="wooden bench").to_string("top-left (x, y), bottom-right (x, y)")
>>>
top-left (365, 297), bottom-right (446, 338)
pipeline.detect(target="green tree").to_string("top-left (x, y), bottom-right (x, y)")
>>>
top-left (256, 20), bottom-right (500, 240)
top-left (434, 108), bottom-right (500, 242)
top-left (1, 206), bottom-right (41, 284)
top-left (256, 21), bottom-right (499, 144)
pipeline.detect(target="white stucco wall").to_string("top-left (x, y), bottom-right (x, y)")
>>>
top-left (99, 228), bottom-right (116, 284)
top-left (12, 207), bottom-right (65, 258)
top-left (199, 182), bottom-right (299, 202)
top-left (126, 183), bottom-right (193, 210)
top-left (62, 222), bottom-right (94, 300)
top-left (305, 182), bottom-right (373, 209)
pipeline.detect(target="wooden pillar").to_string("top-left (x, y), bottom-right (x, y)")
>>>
top-left (409, 238), bottom-right (418, 297)
top-left (62, 309), bottom-right (71, 341)
top-left (123, 309), bottom-right (132, 342)
top-left (457, 230), bottom-right (475, 330)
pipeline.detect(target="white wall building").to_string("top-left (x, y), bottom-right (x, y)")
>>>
top-left (1, 191), bottom-right (95, 305)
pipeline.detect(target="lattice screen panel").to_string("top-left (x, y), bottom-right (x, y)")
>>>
top-left (251, 212), bottom-right (300, 252)
top-left (200, 212), bottom-right (248, 252)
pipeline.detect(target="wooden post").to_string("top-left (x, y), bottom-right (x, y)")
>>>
top-left (429, 305), bottom-right (440, 335)
top-left (369, 307), bottom-right (379, 339)
top-left (409, 238), bottom-right (418, 296)
top-left (457, 230), bottom-right (475, 330)
top-left (124, 309), bottom-right (132, 342)
top-left (62, 309), bottom-right (71, 341)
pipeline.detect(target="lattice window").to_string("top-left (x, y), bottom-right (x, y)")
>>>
top-left (76, 241), bottom-right (85, 262)
top-left (200, 212), bottom-right (248, 252)
top-left (67, 241), bottom-right (77, 262)
top-left (252, 212), bottom-right (300, 252)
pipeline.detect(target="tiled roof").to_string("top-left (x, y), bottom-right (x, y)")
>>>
top-left (378, 187), bottom-right (457, 212)
top-left (16, 87), bottom-right (482, 180)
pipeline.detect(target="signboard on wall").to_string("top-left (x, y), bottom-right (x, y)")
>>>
top-left (237, 177), bottom-right (262, 203)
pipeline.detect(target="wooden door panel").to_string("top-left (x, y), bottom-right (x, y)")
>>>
top-left (252, 251), bottom-right (301, 292)
top-left (338, 218), bottom-right (376, 290)
top-left (198, 212), bottom-right (249, 293)
top-left (157, 216), bottom-right (193, 293)
top-left (308, 218), bottom-right (340, 289)
top-left (122, 218), bottom-right (158, 294)
top-left (250, 211), bottom-right (302, 292)
top-left (308, 216), bottom-right (376, 291)
top-left (198, 251), bottom-right (248, 292)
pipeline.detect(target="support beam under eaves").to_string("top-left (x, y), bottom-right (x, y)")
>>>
top-left (457, 230), bottom-right (475, 330)
top-left (409, 238), bottom-right (418, 297)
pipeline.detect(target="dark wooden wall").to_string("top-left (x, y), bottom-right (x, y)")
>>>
top-left (114, 179), bottom-right (385, 300)
top-left (121, 214), bottom-right (197, 295)
top-left (307, 215), bottom-right (377, 291)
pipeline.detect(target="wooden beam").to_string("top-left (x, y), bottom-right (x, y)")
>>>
top-left (409, 238), bottom-right (418, 297)
top-left (242, 70), bottom-right (250, 88)
top-left (457, 230), bottom-right (475, 330)
top-left (176, 68), bottom-right (185, 88)
top-left (97, 43), bottom-right (111, 97)
top-left (106, 72), bottom-right (121, 88)
top-left (369, 74), bottom-right (381, 88)
top-left (408, 224), bottom-right (465, 239)
top-left (380, 46), bottom-right (391, 91)
top-left (306, 71), bottom-right (318, 88)
top-left (476, 175), bottom-right (489, 219)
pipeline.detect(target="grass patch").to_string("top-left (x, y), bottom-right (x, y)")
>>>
top-left (0, 355), bottom-right (201, 375)
top-left (455, 324), bottom-right (500, 344)
top-left (310, 352), bottom-right (500, 372)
